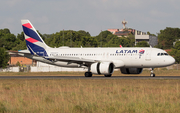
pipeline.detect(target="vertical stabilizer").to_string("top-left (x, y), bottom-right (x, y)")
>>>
top-left (21, 20), bottom-right (49, 57)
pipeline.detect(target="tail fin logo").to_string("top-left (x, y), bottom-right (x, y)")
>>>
top-left (21, 20), bottom-right (48, 57)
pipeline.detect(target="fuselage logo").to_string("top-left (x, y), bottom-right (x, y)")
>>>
top-left (116, 50), bottom-right (137, 54)
top-left (139, 49), bottom-right (145, 58)
top-left (139, 49), bottom-right (145, 54)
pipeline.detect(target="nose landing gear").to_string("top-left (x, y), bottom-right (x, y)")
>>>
top-left (150, 68), bottom-right (155, 77)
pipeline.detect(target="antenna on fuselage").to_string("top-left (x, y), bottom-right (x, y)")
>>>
top-left (63, 29), bottom-right (64, 46)
top-left (101, 30), bottom-right (102, 47)
top-left (71, 31), bottom-right (72, 47)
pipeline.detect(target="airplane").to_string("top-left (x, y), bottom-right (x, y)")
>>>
top-left (15, 20), bottom-right (175, 77)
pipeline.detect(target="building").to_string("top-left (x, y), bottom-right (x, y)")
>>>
top-left (8, 51), bottom-right (36, 66)
top-left (108, 19), bottom-right (135, 37)
top-left (135, 31), bottom-right (158, 47)
top-left (108, 19), bottom-right (158, 47)
top-left (108, 28), bottom-right (135, 37)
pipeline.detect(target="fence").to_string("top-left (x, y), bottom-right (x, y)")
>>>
top-left (0, 66), bottom-right (87, 72)
top-left (31, 66), bottom-right (87, 72)
top-left (0, 64), bottom-right (180, 72)
top-left (0, 67), bottom-right (19, 72)
top-left (166, 64), bottom-right (180, 70)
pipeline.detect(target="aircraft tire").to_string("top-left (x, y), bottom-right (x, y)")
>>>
top-left (150, 73), bottom-right (155, 77)
top-left (85, 72), bottom-right (92, 77)
top-left (104, 74), bottom-right (112, 77)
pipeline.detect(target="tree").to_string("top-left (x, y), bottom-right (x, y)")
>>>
top-left (12, 40), bottom-right (27, 51)
top-left (0, 28), bottom-right (10, 34)
top-left (135, 41), bottom-right (150, 47)
top-left (17, 32), bottom-right (25, 41)
top-left (174, 41), bottom-right (180, 50)
top-left (169, 41), bottom-right (180, 63)
top-left (157, 27), bottom-right (180, 49)
top-left (81, 36), bottom-right (98, 47)
top-left (95, 31), bottom-right (113, 47)
top-left (127, 34), bottom-right (135, 47)
top-left (78, 30), bottom-right (91, 37)
top-left (0, 47), bottom-right (10, 68)
top-left (0, 29), bottom-right (17, 50)
top-left (147, 31), bottom-right (156, 36)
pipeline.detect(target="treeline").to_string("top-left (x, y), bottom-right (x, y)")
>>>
top-left (0, 29), bottom-right (136, 51)
top-left (1, 27), bottom-right (180, 51)
top-left (1, 27), bottom-right (180, 67)
top-left (44, 30), bottom-right (135, 48)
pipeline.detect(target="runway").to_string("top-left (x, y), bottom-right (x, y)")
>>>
top-left (0, 76), bottom-right (180, 79)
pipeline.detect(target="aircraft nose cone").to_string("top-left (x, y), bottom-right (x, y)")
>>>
top-left (168, 56), bottom-right (175, 65)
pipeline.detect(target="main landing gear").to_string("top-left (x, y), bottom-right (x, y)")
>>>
top-left (85, 72), bottom-right (92, 77)
top-left (104, 74), bottom-right (112, 77)
top-left (85, 67), bottom-right (92, 77)
top-left (150, 68), bottom-right (155, 77)
top-left (84, 72), bottom-right (112, 77)
top-left (84, 67), bottom-right (112, 77)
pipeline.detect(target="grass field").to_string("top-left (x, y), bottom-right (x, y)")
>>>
top-left (0, 70), bottom-right (180, 112)
top-left (0, 68), bottom-right (180, 76)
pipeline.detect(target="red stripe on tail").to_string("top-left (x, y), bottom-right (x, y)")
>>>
top-left (23, 23), bottom-right (32, 29)
top-left (26, 38), bottom-right (38, 43)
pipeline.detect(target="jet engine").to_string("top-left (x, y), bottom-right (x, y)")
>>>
top-left (91, 62), bottom-right (114, 75)
top-left (120, 68), bottom-right (143, 74)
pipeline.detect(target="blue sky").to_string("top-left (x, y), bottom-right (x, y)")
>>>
top-left (1, 0), bottom-right (180, 36)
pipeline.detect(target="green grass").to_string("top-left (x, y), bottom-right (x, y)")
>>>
top-left (0, 79), bottom-right (180, 112)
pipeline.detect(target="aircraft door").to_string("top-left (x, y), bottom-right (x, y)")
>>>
top-left (106, 52), bottom-right (109, 59)
top-left (145, 49), bottom-right (151, 61)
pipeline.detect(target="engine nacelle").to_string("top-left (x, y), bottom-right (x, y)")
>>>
top-left (91, 62), bottom-right (114, 75)
top-left (120, 68), bottom-right (143, 74)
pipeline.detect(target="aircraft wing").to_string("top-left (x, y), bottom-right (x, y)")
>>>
top-left (45, 56), bottom-right (98, 65)
top-left (8, 50), bottom-right (98, 65)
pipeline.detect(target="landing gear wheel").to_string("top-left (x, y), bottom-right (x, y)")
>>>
top-left (150, 68), bottom-right (155, 77)
top-left (104, 74), bottom-right (112, 77)
top-left (85, 72), bottom-right (92, 77)
top-left (150, 73), bottom-right (155, 77)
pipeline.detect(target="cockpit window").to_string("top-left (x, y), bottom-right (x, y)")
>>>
top-left (157, 53), bottom-right (169, 56)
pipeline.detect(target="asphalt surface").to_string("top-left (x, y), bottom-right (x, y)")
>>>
top-left (0, 76), bottom-right (180, 79)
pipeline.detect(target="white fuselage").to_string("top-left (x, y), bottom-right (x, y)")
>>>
top-left (36, 47), bottom-right (175, 68)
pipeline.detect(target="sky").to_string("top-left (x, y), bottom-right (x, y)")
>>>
top-left (1, 0), bottom-right (180, 36)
